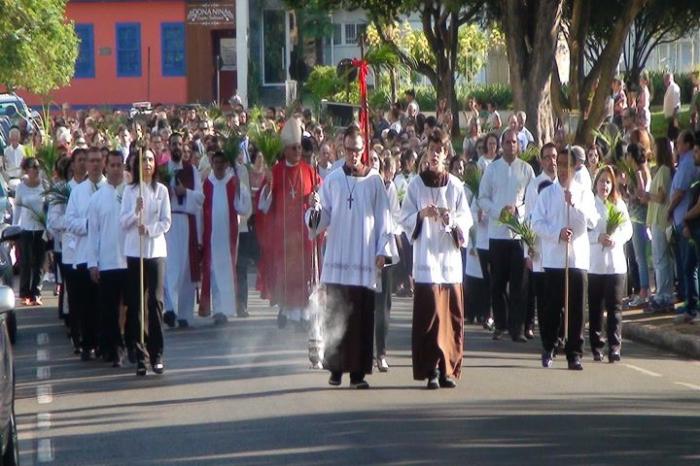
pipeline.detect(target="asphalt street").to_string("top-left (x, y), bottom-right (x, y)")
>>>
top-left (11, 289), bottom-right (700, 466)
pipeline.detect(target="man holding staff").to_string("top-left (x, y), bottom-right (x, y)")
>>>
top-left (532, 148), bottom-right (598, 370)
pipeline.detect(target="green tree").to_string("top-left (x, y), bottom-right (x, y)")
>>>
top-left (0, 0), bottom-right (78, 95)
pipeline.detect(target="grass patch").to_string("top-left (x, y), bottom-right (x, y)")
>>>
top-left (650, 106), bottom-right (690, 140)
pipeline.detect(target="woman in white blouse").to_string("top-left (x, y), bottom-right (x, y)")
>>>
top-left (588, 166), bottom-right (633, 363)
top-left (14, 157), bottom-right (47, 306)
top-left (120, 148), bottom-right (172, 376)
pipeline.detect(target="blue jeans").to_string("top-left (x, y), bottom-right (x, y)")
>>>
top-left (678, 225), bottom-right (698, 313)
top-left (649, 225), bottom-right (674, 304)
top-left (631, 222), bottom-right (650, 290)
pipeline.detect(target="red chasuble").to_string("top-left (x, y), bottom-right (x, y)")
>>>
top-left (258, 161), bottom-right (320, 310)
top-left (199, 175), bottom-right (239, 316)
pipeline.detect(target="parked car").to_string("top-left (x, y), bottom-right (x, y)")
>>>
top-left (0, 93), bottom-right (40, 134)
top-left (0, 227), bottom-right (19, 345)
top-left (0, 285), bottom-right (17, 466)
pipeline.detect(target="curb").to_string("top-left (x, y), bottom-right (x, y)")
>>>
top-left (623, 320), bottom-right (700, 360)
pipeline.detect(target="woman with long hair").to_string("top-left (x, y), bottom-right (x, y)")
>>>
top-left (120, 148), bottom-right (172, 376)
top-left (14, 157), bottom-right (47, 306)
top-left (637, 71), bottom-right (652, 132)
top-left (588, 166), bottom-right (633, 362)
top-left (641, 137), bottom-right (676, 311)
top-left (625, 143), bottom-right (652, 306)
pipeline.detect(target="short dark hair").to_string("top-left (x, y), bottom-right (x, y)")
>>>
top-left (540, 142), bottom-right (557, 158)
top-left (107, 150), bottom-right (123, 163)
top-left (427, 127), bottom-right (449, 146)
top-left (72, 147), bottom-right (88, 158)
top-left (211, 150), bottom-right (228, 163)
top-left (21, 157), bottom-right (39, 171)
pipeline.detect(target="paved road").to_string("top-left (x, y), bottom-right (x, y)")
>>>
top-left (12, 289), bottom-right (700, 465)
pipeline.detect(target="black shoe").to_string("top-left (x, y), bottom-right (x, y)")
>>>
top-left (73, 346), bottom-right (81, 355)
top-left (80, 350), bottom-right (91, 361)
top-left (524, 328), bottom-right (535, 339)
top-left (152, 358), bottom-right (165, 375)
top-left (568, 358), bottom-right (583, 371)
top-left (163, 310), bottom-right (176, 328)
top-left (439, 376), bottom-right (457, 388)
top-left (277, 311), bottom-right (287, 329)
top-left (608, 352), bottom-right (621, 363)
top-left (136, 361), bottom-right (147, 376)
top-left (593, 353), bottom-right (604, 362)
top-left (237, 309), bottom-right (250, 318)
top-left (541, 351), bottom-right (553, 368)
top-left (213, 313), bottom-right (228, 326)
top-left (328, 371), bottom-right (342, 386)
top-left (350, 378), bottom-right (370, 389)
top-left (427, 370), bottom-right (440, 390)
top-left (512, 334), bottom-right (528, 343)
top-left (127, 347), bottom-right (136, 364)
top-left (482, 317), bottom-right (495, 331)
top-left (492, 329), bottom-right (504, 340)
top-left (177, 319), bottom-right (189, 328)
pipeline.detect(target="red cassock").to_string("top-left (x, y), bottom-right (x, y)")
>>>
top-left (257, 161), bottom-right (320, 310)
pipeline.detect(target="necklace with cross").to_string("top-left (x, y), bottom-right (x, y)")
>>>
top-left (343, 174), bottom-right (357, 210)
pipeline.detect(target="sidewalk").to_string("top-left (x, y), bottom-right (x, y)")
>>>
top-left (622, 307), bottom-right (700, 360)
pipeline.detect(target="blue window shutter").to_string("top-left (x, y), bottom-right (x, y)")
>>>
top-left (116, 23), bottom-right (141, 77)
top-left (74, 24), bottom-right (95, 79)
top-left (161, 22), bottom-right (185, 77)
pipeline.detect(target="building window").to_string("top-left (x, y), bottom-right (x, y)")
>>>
top-left (161, 22), bottom-right (185, 77)
top-left (74, 24), bottom-right (95, 79)
top-left (357, 23), bottom-right (367, 40)
top-left (345, 24), bottom-right (356, 44)
top-left (333, 24), bottom-right (342, 45)
top-left (116, 23), bottom-right (141, 77)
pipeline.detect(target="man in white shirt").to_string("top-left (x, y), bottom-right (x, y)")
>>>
top-left (2, 127), bottom-right (25, 189)
top-left (532, 149), bottom-right (598, 370)
top-left (65, 147), bottom-right (106, 361)
top-left (664, 72), bottom-right (681, 132)
top-left (479, 129), bottom-right (535, 342)
top-left (571, 145), bottom-right (593, 190)
top-left (87, 150), bottom-right (128, 367)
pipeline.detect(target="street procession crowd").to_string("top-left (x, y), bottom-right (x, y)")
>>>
top-left (3, 70), bottom-right (700, 387)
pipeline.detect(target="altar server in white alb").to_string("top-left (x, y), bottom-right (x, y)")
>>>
top-left (64, 147), bottom-right (106, 361)
top-left (531, 148), bottom-right (599, 371)
top-left (87, 150), bottom-right (128, 367)
top-left (400, 128), bottom-right (473, 390)
top-left (163, 133), bottom-right (204, 328)
top-left (199, 150), bottom-right (252, 325)
top-left (307, 125), bottom-right (394, 390)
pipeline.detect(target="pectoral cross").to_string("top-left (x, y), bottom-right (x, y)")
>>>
top-left (347, 194), bottom-right (354, 210)
top-left (290, 186), bottom-right (297, 199)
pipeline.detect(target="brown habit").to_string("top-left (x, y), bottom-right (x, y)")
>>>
top-left (412, 283), bottom-right (464, 380)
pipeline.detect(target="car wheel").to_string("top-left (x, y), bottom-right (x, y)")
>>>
top-left (2, 412), bottom-right (19, 466)
top-left (6, 311), bottom-right (15, 345)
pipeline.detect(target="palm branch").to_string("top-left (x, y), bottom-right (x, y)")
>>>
top-left (250, 125), bottom-right (283, 167)
top-left (605, 201), bottom-right (625, 235)
top-left (499, 207), bottom-right (537, 253)
top-left (519, 144), bottom-right (539, 164)
top-left (592, 126), bottom-right (622, 160)
top-left (222, 134), bottom-right (242, 165)
top-left (16, 202), bottom-right (47, 229)
top-left (35, 144), bottom-right (60, 176)
top-left (157, 165), bottom-right (172, 185)
top-left (44, 182), bottom-right (71, 206)
top-left (463, 167), bottom-right (481, 199)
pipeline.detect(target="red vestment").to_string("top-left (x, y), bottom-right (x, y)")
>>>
top-left (258, 161), bottom-right (320, 309)
top-left (199, 175), bottom-right (239, 316)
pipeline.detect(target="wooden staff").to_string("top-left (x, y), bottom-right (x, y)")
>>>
top-left (564, 148), bottom-right (571, 343)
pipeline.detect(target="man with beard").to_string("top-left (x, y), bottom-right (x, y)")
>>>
top-left (162, 132), bottom-right (204, 328)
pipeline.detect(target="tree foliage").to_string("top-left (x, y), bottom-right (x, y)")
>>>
top-left (0, 0), bottom-right (78, 95)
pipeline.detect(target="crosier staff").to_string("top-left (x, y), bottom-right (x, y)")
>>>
top-left (564, 147), bottom-right (571, 344)
top-left (137, 146), bottom-right (145, 348)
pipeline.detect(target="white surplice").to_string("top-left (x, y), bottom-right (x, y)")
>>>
top-left (399, 173), bottom-right (473, 284)
top-left (206, 172), bottom-right (251, 317)
top-left (308, 168), bottom-right (394, 290)
top-left (164, 160), bottom-right (204, 321)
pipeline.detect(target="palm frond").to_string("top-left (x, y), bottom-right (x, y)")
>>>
top-left (35, 144), bottom-right (60, 176)
top-left (498, 207), bottom-right (537, 253)
top-left (157, 165), bottom-right (172, 186)
top-left (44, 182), bottom-right (71, 206)
top-left (16, 202), bottom-right (47, 229)
top-left (592, 126), bottom-right (622, 160)
top-left (463, 167), bottom-right (481, 199)
top-left (519, 144), bottom-right (539, 164)
top-left (249, 125), bottom-right (283, 167)
top-left (605, 201), bottom-right (625, 235)
top-left (222, 134), bottom-right (242, 165)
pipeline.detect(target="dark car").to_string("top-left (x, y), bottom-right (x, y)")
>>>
top-left (0, 284), bottom-right (18, 466)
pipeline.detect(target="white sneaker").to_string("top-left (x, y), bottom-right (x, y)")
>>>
top-left (377, 356), bottom-right (389, 372)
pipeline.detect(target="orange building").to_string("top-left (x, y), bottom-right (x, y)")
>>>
top-left (19, 0), bottom-right (250, 108)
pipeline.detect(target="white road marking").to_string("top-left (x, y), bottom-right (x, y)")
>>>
top-left (37, 385), bottom-right (53, 404)
top-left (37, 349), bottom-right (49, 362)
top-left (36, 366), bottom-right (51, 380)
top-left (674, 382), bottom-right (700, 391)
top-left (37, 332), bottom-right (49, 345)
top-left (623, 364), bottom-right (662, 377)
top-left (37, 413), bottom-right (51, 430)
top-left (37, 438), bottom-right (54, 462)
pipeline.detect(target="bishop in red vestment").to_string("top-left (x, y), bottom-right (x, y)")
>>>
top-left (258, 118), bottom-right (321, 327)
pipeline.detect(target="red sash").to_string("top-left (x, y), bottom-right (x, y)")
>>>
top-left (199, 176), bottom-right (239, 316)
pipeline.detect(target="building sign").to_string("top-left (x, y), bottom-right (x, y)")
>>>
top-left (187, 4), bottom-right (235, 26)
top-left (220, 38), bottom-right (236, 70)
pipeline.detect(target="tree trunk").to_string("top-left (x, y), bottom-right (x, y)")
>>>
top-left (500, 0), bottom-right (563, 146)
top-left (314, 37), bottom-right (324, 65)
top-left (573, 0), bottom-right (648, 145)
